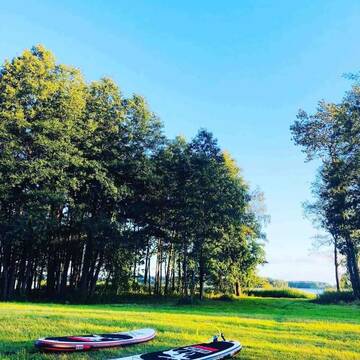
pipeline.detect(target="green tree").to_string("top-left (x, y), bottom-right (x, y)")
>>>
top-left (291, 82), bottom-right (360, 298)
top-left (0, 45), bottom-right (86, 299)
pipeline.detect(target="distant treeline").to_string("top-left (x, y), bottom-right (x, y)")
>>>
top-left (291, 78), bottom-right (360, 300)
top-left (0, 46), bottom-right (267, 301)
top-left (267, 279), bottom-right (331, 289)
top-left (288, 281), bottom-right (330, 289)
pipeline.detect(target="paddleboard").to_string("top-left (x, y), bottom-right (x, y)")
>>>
top-left (109, 340), bottom-right (242, 360)
top-left (35, 328), bottom-right (156, 352)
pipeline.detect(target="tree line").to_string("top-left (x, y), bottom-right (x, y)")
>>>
top-left (0, 45), bottom-right (266, 301)
top-left (291, 79), bottom-right (360, 299)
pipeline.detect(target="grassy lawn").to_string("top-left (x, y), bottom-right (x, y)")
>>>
top-left (0, 297), bottom-right (359, 360)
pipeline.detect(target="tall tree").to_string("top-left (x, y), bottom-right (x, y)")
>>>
top-left (291, 83), bottom-right (360, 298)
top-left (0, 45), bottom-right (86, 299)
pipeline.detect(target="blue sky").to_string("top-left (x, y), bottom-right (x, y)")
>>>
top-left (2, 1), bottom-right (360, 283)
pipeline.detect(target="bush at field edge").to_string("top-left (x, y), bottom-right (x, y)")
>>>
top-left (246, 288), bottom-right (315, 299)
top-left (315, 290), bottom-right (357, 304)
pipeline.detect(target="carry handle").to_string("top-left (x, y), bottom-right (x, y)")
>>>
top-left (212, 332), bottom-right (226, 342)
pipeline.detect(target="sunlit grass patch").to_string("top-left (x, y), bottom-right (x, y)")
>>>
top-left (0, 298), bottom-right (359, 359)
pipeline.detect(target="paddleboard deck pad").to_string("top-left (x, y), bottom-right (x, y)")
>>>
top-left (35, 328), bottom-right (156, 352)
top-left (110, 340), bottom-right (242, 360)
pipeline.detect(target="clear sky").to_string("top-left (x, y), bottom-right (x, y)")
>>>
top-left (1, 1), bottom-right (360, 284)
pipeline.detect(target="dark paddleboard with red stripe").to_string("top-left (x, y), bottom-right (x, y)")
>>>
top-left (110, 340), bottom-right (242, 360)
top-left (35, 328), bottom-right (156, 352)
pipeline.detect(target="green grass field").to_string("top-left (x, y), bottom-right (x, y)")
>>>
top-left (0, 297), bottom-right (359, 360)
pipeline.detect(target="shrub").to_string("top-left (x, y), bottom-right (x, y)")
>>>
top-left (246, 288), bottom-right (314, 299)
top-left (213, 294), bottom-right (237, 302)
top-left (176, 296), bottom-right (201, 305)
top-left (315, 290), bottom-right (356, 304)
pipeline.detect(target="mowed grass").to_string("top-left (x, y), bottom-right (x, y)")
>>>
top-left (0, 297), bottom-right (359, 360)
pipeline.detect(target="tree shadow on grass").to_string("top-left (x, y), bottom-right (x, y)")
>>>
top-left (0, 338), bottom-right (170, 360)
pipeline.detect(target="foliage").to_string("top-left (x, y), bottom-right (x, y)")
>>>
top-left (268, 278), bottom-right (289, 288)
top-left (212, 294), bottom-right (237, 301)
top-left (340, 271), bottom-right (352, 290)
top-left (316, 290), bottom-right (357, 304)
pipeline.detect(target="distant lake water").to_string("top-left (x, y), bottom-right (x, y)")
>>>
top-left (294, 287), bottom-right (324, 295)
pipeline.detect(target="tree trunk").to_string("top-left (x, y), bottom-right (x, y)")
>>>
top-left (154, 247), bottom-right (159, 294)
top-left (182, 241), bottom-right (188, 296)
top-left (235, 281), bottom-right (241, 297)
top-left (199, 247), bottom-right (205, 300)
top-left (90, 253), bottom-right (104, 296)
top-left (46, 251), bottom-right (56, 297)
top-left (79, 241), bottom-right (92, 297)
top-left (0, 246), bottom-right (11, 300)
top-left (147, 255), bottom-right (152, 295)
top-left (144, 243), bottom-right (150, 286)
top-left (334, 237), bottom-right (340, 292)
top-left (164, 244), bottom-right (172, 295)
top-left (133, 252), bottom-right (137, 284)
top-left (199, 266), bottom-right (204, 300)
top-left (345, 239), bottom-right (360, 299)
top-left (171, 252), bottom-right (176, 293)
top-left (60, 257), bottom-right (70, 295)
top-left (159, 247), bottom-right (163, 295)
top-left (177, 255), bottom-right (182, 293)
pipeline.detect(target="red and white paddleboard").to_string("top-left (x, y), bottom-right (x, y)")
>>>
top-left (109, 340), bottom-right (242, 360)
top-left (35, 328), bottom-right (156, 352)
